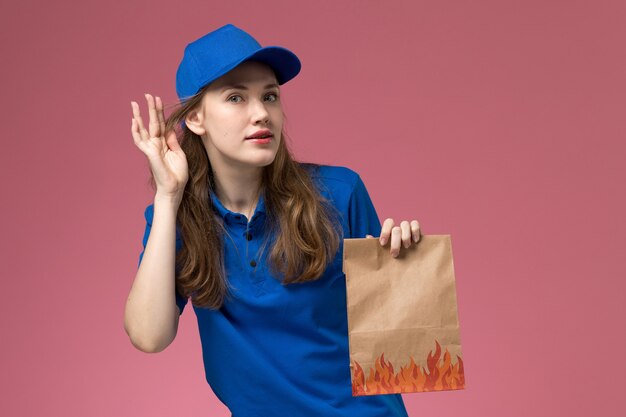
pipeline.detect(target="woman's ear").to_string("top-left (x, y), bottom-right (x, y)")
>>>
top-left (185, 108), bottom-right (206, 136)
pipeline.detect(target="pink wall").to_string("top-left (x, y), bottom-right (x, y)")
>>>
top-left (2, 0), bottom-right (624, 416)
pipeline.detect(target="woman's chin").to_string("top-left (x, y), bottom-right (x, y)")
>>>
top-left (248, 151), bottom-right (278, 167)
top-left (256, 156), bottom-right (278, 168)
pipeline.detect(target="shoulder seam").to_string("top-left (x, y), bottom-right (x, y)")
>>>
top-left (310, 164), bottom-right (360, 187)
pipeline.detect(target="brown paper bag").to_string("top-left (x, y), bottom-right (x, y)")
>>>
top-left (343, 235), bottom-right (465, 396)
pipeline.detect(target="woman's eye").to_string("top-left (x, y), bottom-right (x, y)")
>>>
top-left (227, 93), bottom-right (278, 103)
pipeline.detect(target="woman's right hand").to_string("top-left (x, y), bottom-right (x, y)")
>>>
top-left (131, 93), bottom-right (189, 202)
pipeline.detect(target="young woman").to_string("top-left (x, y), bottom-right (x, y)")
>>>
top-left (125, 23), bottom-right (421, 417)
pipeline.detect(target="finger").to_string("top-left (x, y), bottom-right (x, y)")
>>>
top-left (146, 93), bottom-right (160, 139)
top-left (156, 96), bottom-right (166, 138)
top-left (365, 234), bottom-right (375, 238)
top-left (390, 226), bottom-right (402, 257)
top-left (165, 130), bottom-right (182, 152)
top-left (130, 118), bottom-right (142, 145)
top-left (380, 218), bottom-right (394, 245)
top-left (131, 101), bottom-right (149, 141)
top-left (131, 118), bottom-right (154, 156)
top-left (411, 220), bottom-right (421, 242)
top-left (400, 221), bottom-right (412, 248)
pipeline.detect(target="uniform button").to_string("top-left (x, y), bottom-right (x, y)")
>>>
top-left (246, 233), bottom-right (252, 241)
top-left (250, 260), bottom-right (257, 267)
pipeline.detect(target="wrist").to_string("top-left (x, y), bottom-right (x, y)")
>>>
top-left (154, 192), bottom-right (182, 210)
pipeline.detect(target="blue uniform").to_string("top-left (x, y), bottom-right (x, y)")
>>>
top-left (138, 164), bottom-right (409, 417)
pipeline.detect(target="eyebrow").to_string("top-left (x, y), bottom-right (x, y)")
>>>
top-left (220, 83), bottom-right (279, 93)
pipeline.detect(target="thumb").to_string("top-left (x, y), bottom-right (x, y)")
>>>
top-left (165, 130), bottom-right (182, 151)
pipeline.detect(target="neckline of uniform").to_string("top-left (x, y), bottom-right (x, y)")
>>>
top-left (209, 188), bottom-right (266, 221)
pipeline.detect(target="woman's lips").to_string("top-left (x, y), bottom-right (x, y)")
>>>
top-left (246, 137), bottom-right (272, 144)
top-left (246, 129), bottom-right (273, 139)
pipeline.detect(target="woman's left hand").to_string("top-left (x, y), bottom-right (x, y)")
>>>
top-left (366, 218), bottom-right (421, 258)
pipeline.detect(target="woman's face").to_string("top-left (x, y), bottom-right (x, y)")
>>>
top-left (186, 60), bottom-right (284, 173)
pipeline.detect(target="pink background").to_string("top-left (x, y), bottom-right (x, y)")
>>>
top-left (2, 0), bottom-right (624, 416)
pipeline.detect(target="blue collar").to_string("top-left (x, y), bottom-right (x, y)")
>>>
top-left (210, 188), bottom-right (266, 223)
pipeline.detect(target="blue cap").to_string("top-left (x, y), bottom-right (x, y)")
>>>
top-left (175, 23), bottom-right (302, 102)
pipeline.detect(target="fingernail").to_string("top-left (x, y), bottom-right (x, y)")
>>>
top-left (380, 237), bottom-right (387, 245)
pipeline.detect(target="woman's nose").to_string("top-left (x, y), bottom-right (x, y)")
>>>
top-left (251, 99), bottom-right (270, 124)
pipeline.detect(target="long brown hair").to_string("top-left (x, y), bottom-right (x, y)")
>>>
top-left (150, 86), bottom-right (342, 310)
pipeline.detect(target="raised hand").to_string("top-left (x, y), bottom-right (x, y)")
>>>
top-left (131, 94), bottom-right (189, 203)
top-left (366, 218), bottom-right (421, 258)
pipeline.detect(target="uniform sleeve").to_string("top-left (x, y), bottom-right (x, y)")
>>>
top-left (137, 204), bottom-right (189, 315)
top-left (347, 174), bottom-right (382, 239)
